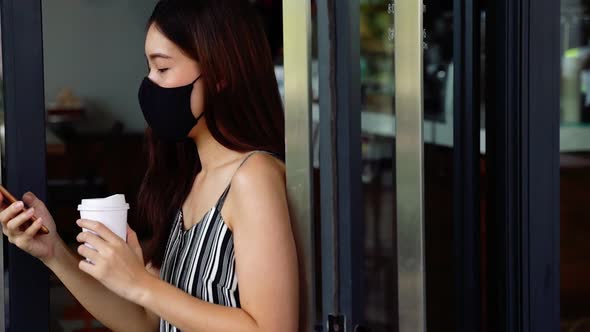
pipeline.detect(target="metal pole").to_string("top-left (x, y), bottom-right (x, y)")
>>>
top-left (283, 0), bottom-right (315, 330)
top-left (394, 1), bottom-right (426, 331)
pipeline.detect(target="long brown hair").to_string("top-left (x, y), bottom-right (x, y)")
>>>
top-left (138, 0), bottom-right (285, 268)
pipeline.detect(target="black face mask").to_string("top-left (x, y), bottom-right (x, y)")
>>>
top-left (138, 75), bottom-right (203, 143)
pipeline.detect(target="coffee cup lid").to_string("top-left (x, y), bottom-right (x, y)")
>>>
top-left (78, 194), bottom-right (130, 211)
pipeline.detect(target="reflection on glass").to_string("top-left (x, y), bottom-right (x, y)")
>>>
top-left (561, 0), bottom-right (590, 125)
top-left (359, 2), bottom-right (396, 329)
top-left (423, 3), bottom-right (456, 331)
top-left (358, 1), bottom-right (455, 331)
top-left (42, 1), bottom-right (158, 330)
top-left (560, 1), bottom-right (590, 331)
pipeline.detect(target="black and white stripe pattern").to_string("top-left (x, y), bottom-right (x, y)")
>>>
top-left (158, 187), bottom-right (240, 332)
top-left (158, 151), bottom-right (276, 332)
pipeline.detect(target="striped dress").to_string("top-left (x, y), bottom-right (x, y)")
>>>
top-left (158, 151), bottom-right (274, 332)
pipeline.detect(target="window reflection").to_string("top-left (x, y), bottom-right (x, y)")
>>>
top-left (358, 1), bottom-right (456, 331)
top-left (561, 4), bottom-right (590, 124)
top-left (42, 1), bottom-right (159, 330)
top-left (560, 1), bottom-right (590, 331)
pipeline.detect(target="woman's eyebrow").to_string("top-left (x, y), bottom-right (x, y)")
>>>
top-left (148, 52), bottom-right (172, 60)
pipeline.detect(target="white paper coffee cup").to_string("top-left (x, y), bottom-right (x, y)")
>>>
top-left (78, 194), bottom-right (130, 263)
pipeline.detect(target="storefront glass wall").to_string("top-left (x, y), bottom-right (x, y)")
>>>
top-left (560, 0), bottom-right (590, 330)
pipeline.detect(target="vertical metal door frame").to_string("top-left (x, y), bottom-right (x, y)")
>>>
top-left (317, 0), bottom-right (363, 330)
top-left (394, 1), bottom-right (426, 331)
top-left (282, 0), bottom-right (316, 331)
top-left (452, 0), bottom-right (482, 330)
top-left (1, 0), bottom-right (50, 331)
top-left (486, 0), bottom-right (560, 330)
top-left (317, 0), bottom-right (338, 325)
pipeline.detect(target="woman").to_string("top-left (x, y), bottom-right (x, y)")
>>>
top-left (0, 0), bottom-right (299, 331)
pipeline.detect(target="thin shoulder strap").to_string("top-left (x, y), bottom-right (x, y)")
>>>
top-left (216, 150), bottom-right (276, 210)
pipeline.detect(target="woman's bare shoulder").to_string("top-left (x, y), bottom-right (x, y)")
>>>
top-left (233, 152), bottom-right (285, 186)
top-left (223, 152), bottom-right (288, 228)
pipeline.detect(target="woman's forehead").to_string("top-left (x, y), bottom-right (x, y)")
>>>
top-left (145, 25), bottom-right (179, 58)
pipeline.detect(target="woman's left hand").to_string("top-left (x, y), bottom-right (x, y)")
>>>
top-left (75, 219), bottom-right (151, 303)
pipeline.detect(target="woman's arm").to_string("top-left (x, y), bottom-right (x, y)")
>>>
top-left (133, 153), bottom-right (299, 332)
top-left (0, 192), bottom-right (159, 332)
top-left (46, 239), bottom-right (159, 332)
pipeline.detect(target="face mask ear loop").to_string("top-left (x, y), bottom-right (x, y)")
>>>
top-left (194, 110), bottom-right (206, 123)
top-left (192, 74), bottom-right (205, 123)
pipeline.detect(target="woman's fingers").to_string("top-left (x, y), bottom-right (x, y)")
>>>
top-left (23, 218), bottom-right (44, 238)
top-left (6, 208), bottom-right (35, 233)
top-left (0, 201), bottom-right (24, 226)
top-left (77, 243), bottom-right (100, 262)
top-left (22, 192), bottom-right (49, 216)
top-left (76, 231), bottom-right (109, 253)
top-left (126, 225), bottom-right (144, 263)
top-left (78, 258), bottom-right (98, 276)
top-left (77, 219), bottom-right (121, 244)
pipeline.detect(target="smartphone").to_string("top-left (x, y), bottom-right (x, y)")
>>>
top-left (0, 185), bottom-right (49, 235)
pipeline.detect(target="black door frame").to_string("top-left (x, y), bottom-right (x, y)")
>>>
top-left (317, 0), bottom-right (363, 329)
top-left (486, 0), bottom-right (561, 331)
top-left (1, 0), bottom-right (50, 331)
top-left (453, 0), bottom-right (482, 330)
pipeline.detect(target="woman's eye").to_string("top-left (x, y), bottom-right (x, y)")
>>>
top-left (158, 68), bottom-right (169, 73)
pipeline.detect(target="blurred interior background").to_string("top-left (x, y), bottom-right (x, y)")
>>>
top-left (560, 1), bottom-right (590, 331)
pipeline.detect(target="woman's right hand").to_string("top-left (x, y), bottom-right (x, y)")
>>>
top-left (0, 191), bottom-right (61, 263)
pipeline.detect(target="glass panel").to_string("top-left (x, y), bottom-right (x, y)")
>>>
top-left (359, 1), bottom-right (456, 331)
top-left (359, 1), bottom-right (397, 329)
top-left (560, 1), bottom-right (590, 330)
top-left (423, 2), bottom-right (456, 331)
top-left (42, 1), bottom-right (158, 330)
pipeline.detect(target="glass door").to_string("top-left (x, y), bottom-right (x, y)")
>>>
top-left (356, 1), bottom-right (463, 331)
top-left (283, 0), bottom-right (482, 331)
top-left (559, 0), bottom-right (590, 329)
